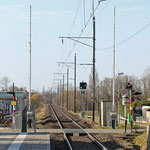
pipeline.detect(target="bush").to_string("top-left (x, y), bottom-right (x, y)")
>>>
top-left (31, 94), bottom-right (42, 107)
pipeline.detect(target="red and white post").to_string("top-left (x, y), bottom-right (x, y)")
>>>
top-left (12, 83), bottom-right (15, 124)
top-left (130, 89), bottom-right (133, 132)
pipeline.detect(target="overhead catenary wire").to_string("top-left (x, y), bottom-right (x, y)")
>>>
top-left (59, 0), bottom-right (112, 75)
top-left (59, 0), bottom-right (81, 73)
top-left (83, 0), bottom-right (86, 26)
top-left (64, 0), bottom-right (113, 62)
top-left (68, 0), bottom-right (82, 37)
top-left (62, 0), bottom-right (112, 80)
top-left (76, 23), bottom-right (93, 78)
top-left (96, 21), bottom-right (150, 51)
top-left (65, 2), bottom-right (101, 62)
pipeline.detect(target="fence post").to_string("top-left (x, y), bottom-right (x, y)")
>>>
top-left (33, 105), bottom-right (36, 133)
top-left (147, 110), bottom-right (150, 150)
top-left (21, 107), bottom-right (27, 132)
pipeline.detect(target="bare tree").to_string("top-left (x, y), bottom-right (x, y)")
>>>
top-left (88, 67), bottom-right (100, 98)
top-left (0, 76), bottom-right (11, 91)
top-left (99, 77), bottom-right (112, 100)
top-left (9, 85), bottom-right (19, 91)
top-left (141, 68), bottom-right (150, 99)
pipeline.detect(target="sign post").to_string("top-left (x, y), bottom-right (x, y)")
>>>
top-left (80, 81), bottom-right (87, 117)
top-left (126, 82), bottom-right (133, 133)
top-left (121, 88), bottom-right (128, 133)
top-left (12, 83), bottom-right (16, 126)
top-left (121, 89), bottom-right (128, 97)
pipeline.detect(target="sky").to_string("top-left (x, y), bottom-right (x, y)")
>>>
top-left (0, 0), bottom-right (149, 92)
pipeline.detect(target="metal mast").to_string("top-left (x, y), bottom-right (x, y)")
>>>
top-left (112, 7), bottom-right (116, 112)
top-left (92, 0), bottom-right (96, 122)
top-left (29, 5), bottom-right (32, 111)
top-left (67, 67), bottom-right (69, 110)
top-left (74, 53), bottom-right (76, 113)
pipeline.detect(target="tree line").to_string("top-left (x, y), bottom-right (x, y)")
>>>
top-left (50, 67), bottom-right (150, 112)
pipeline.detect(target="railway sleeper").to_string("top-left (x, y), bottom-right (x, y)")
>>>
top-left (66, 133), bottom-right (87, 136)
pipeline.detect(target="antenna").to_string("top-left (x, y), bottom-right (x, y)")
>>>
top-left (112, 7), bottom-right (116, 112)
top-left (29, 5), bottom-right (32, 111)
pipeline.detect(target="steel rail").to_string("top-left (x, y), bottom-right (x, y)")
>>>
top-left (54, 104), bottom-right (108, 150)
top-left (50, 105), bottom-right (73, 150)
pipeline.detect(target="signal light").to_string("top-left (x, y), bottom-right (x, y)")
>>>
top-left (80, 82), bottom-right (87, 89)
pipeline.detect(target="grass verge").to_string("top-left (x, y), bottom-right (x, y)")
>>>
top-left (134, 131), bottom-right (147, 150)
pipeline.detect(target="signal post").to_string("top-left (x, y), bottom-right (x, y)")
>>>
top-left (80, 81), bottom-right (87, 116)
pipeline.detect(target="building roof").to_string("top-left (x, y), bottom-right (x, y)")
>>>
top-left (0, 91), bottom-right (26, 100)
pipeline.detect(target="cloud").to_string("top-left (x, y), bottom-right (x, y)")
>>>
top-left (0, 4), bottom-right (23, 13)
top-left (0, 4), bottom-right (72, 20)
top-left (32, 10), bottom-right (72, 17)
top-left (118, 8), bottom-right (141, 13)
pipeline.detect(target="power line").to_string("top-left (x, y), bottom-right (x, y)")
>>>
top-left (60, 0), bottom-right (112, 73)
top-left (60, 0), bottom-right (81, 72)
top-left (65, 2), bottom-right (101, 62)
top-left (65, 0), bottom-right (113, 61)
top-left (96, 0), bottom-right (113, 15)
top-left (77, 60), bottom-right (92, 78)
top-left (68, 0), bottom-right (81, 37)
top-left (96, 22), bottom-right (150, 51)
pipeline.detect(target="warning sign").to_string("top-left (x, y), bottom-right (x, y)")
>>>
top-left (121, 89), bottom-right (128, 96)
top-left (11, 101), bottom-right (16, 106)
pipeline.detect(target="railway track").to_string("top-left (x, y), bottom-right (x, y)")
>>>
top-left (50, 104), bottom-right (108, 150)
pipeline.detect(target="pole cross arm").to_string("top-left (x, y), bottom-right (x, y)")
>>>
top-left (59, 36), bottom-right (92, 39)
top-left (7, 92), bottom-right (13, 94)
top-left (57, 62), bottom-right (74, 69)
top-left (54, 73), bottom-right (67, 75)
top-left (133, 92), bottom-right (142, 95)
top-left (59, 36), bottom-right (93, 48)
top-left (79, 63), bottom-right (93, 65)
top-left (57, 62), bottom-right (74, 64)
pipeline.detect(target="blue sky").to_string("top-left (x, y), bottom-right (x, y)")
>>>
top-left (0, 0), bottom-right (149, 91)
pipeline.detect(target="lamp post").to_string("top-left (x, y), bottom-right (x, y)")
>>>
top-left (118, 72), bottom-right (123, 125)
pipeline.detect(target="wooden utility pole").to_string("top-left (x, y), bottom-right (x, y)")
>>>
top-left (67, 67), bottom-right (69, 110)
top-left (62, 75), bottom-right (65, 107)
top-left (74, 53), bottom-right (76, 113)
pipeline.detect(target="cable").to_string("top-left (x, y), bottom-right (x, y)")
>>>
top-left (65, 2), bottom-right (101, 62)
top-left (96, 22), bottom-right (150, 51)
top-left (65, 0), bottom-right (113, 61)
top-left (83, 0), bottom-right (86, 26)
top-left (60, 0), bottom-right (112, 73)
top-left (77, 60), bottom-right (92, 78)
top-left (59, 0), bottom-right (81, 72)
top-left (68, 0), bottom-right (82, 37)
top-left (96, 0), bottom-right (113, 15)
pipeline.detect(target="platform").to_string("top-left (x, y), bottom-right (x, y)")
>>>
top-left (0, 128), bottom-right (146, 150)
top-left (0, 131), bottom-right (50, 150)
top-left (27, 128), bottom-right (146, 134)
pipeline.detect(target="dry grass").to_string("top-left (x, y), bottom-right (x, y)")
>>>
top-left (36, 103), bottom-right (47, 129)
top-left (134, 131), bottom-right (147, 150)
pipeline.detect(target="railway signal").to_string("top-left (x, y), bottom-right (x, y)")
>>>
top-left (80, 82), bottom-right (87, 89)
top-left (126, 82), bottom-right (133, 132)
top-left (7, 83), bottom-right (16, 124)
